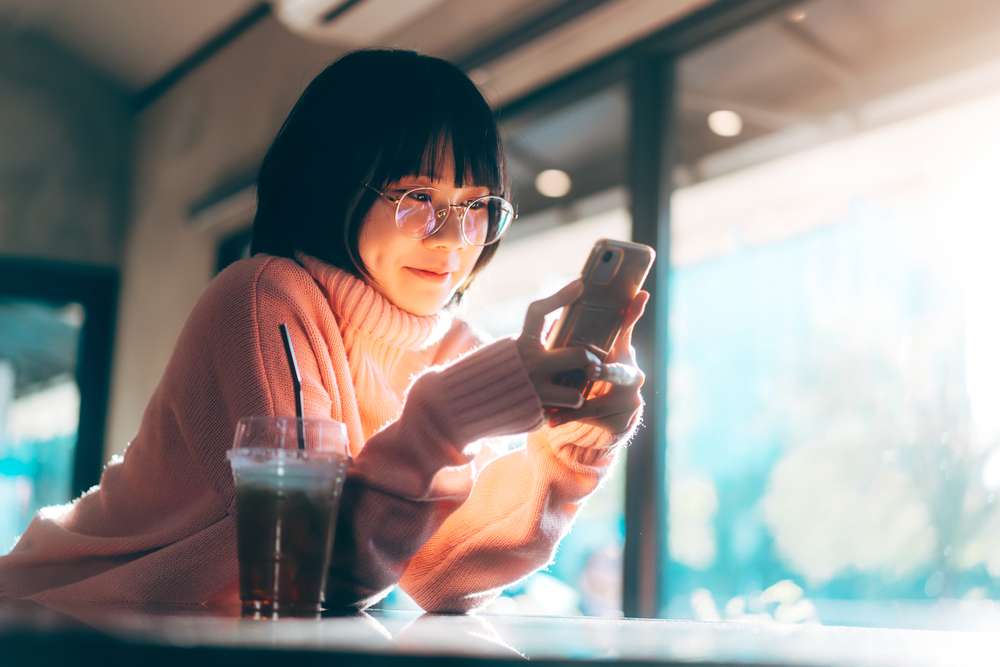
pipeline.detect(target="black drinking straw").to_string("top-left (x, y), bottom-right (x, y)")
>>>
top-left (279, 323), bottom-right (306, 450)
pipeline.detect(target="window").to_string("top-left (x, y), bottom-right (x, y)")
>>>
top-left (666, 0), bottom-right (1000, 628)
top-left (0, 260), bottom-right (116, 556)
top-left (0, 300), bottom-right (84, 552)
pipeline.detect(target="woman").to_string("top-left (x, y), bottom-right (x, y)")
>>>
top-left (0, 50), bottom-right (647, 612)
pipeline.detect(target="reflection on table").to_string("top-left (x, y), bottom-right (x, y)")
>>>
top-left (2, 598), bottom-right (1000, 666)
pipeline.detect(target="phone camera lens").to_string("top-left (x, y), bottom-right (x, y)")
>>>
top-left (602, 251), bottom-right (613, 262)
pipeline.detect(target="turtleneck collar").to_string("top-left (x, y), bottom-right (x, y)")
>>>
top-left (297, 253), bottom-right (453, 351)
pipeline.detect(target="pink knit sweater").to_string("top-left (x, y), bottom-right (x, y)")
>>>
top-left (0, 254), bottom-right (633, 612)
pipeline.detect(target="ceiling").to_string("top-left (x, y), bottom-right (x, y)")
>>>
top-left (6, 0), bottom-right (996, 219)
top-left (0, 0), bottom-right (257, 90)
top-left (0, 0), bottom-right (703, 103)
top-left (0, 0), bottom-right (585, 94)
top-left (4, 0), bottom-right (997, 223)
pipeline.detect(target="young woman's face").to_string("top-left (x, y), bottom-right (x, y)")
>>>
top-left (358, 154), bottom-right (488, 316)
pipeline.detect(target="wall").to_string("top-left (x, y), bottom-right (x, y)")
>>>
top-left (105, 19), bottom-right (343, 458)
top-left (0, 27), bottom-right (131, 266)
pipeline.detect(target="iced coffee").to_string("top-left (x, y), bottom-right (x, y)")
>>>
top-left (227, 416), bottom-right (349, 618)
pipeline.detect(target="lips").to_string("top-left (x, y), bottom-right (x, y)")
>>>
top-left (406, 267), bottom-right (453, 283)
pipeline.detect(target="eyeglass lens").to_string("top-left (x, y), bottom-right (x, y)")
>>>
top-left (394, 188), bottom-right (514, 245)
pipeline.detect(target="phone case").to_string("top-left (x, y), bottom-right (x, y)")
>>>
top-left (546, 238), bottom-right (655, 391)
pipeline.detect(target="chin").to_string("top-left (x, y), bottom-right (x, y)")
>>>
top-left (394, 293), bottom-right (450, 317)
top-left (411, 299), bottom-right (450, 316)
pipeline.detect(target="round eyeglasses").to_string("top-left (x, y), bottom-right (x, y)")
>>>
top-left (364, 183), bottom-right (515, 247)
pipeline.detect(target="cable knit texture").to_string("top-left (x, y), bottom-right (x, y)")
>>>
top-left (0, 254), bottom-right (639, 612)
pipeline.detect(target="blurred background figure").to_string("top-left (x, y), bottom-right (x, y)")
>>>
top-left (3, 0), bottom-right (1000, 627)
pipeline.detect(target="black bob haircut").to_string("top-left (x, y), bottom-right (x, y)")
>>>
top-left (251, 49), bottom-right (508, 304)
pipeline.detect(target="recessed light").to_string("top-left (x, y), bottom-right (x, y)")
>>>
top-left (786, 7), bottom-right (807, 22)
top-left (535, 169), bottom-right (572, 198)
top-left (707, 110), bottom-right (743, 137)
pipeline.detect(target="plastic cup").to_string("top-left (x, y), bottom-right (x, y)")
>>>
top-left (226, 416), bottom-right (349, 618)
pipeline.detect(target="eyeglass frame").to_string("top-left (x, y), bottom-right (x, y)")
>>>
top-left (362, 182), bottom-right (516, 247)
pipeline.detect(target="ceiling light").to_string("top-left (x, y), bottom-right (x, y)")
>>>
top-left (272, 0), bottom-right (445, 44)
top-left (535, 169), bottom-right (572, 198)
top-left (786, 7), bottom-right (807, 23)
top-left (707, 110), bottom-right (743, 137)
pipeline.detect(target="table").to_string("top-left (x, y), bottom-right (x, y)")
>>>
top-left (2, 599), bottom-right (999, 666)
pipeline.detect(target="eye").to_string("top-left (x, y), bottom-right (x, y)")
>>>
top-left (466, 199), bottom-right (486, 210)
top-left (404, 191), bottom-right (434, 203)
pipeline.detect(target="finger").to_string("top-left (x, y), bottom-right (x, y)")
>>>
top-left (522, 280), bottom-right (584, 340)
top-left (537, 384), bottom-right (587, 409)
top-left (621, 291), bottom-right (649, 342)
top-left (550, 390), bottom-right (642, 425)
top-left (535, 346), bottom-right (602, 377)
top-left (583, 343), bottom-right (610, 361)
top-left (569, 410), bottom-right (636, 434)
top-left (611, 291), bottom-right (649, 360)
top-left (550, 404), bottom-right (635, 430)
top-left (596, 362), bottom-right (644, 388)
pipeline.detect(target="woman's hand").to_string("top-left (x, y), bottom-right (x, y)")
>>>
top-left (516, 280), bottom-right (603, 410)
top-left (548, 289), bottom-right (649, 436)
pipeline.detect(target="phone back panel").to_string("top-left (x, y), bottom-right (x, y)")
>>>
top-left (547, 239), bottom-right (655, 356)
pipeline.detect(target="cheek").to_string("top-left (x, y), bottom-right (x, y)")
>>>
top-left (456, 247), bottom-right (485, 282)
top-left (357, 221), bottom-right (378, 269)
top-left (358, 212), bottom-right (397, 275)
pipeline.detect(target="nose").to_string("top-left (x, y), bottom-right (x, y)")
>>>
top-left (424, 205), bottom-right (466, 250)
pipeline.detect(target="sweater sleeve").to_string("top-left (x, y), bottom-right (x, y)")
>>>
top-left (397, 379), bottom-right (642, 614)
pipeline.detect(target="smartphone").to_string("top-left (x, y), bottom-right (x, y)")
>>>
top-left (546, 238), bottom-right (656, 392)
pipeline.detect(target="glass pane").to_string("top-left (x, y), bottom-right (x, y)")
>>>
top-left (378, 84), bottom-right (631, 615)
top-left (666, 0), bottom-right (1000, 629)
top-left (0, 300), bottom-right (84, 553)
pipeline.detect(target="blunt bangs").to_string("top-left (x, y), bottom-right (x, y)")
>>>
top-left (251, 49), bottom-right (507, 303)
